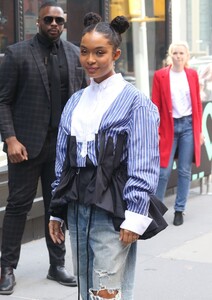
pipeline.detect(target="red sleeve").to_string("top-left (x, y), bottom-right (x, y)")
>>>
top-left (151, 71), bottom-right (161, 112)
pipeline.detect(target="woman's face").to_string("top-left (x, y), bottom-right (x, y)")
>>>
top-left (170, 45), bottom-right (189, 68)
top-left (80, 31), bottom-right (121, 83)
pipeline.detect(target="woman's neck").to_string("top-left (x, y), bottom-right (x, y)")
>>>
top-left (171, 65), bottom-right (184, 72)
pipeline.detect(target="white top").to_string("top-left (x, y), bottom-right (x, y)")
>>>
top-left (170, 69), bottom-right (192, 118)
top-left (71, 73), bottom-right (127, 157)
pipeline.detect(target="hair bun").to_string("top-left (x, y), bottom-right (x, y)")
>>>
top-left (83, 12), bottom-right (102, 27)
top-left (110, 16), bottom-right (130, 34)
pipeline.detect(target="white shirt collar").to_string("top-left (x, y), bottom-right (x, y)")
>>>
top-left (71, 73), bottom-right (127, 157)
top-left (90, 73), bottom-right (125, 91)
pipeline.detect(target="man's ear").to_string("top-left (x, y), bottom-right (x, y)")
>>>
top-left (113, 49), bottom-right (121, 61)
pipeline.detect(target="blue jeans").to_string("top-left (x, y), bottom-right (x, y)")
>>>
top-left (156, 115), bottom-right (194, 212)
top-left (67, 202), bottom-right (137, 300)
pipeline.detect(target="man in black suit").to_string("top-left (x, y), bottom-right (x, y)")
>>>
top-left (0, 1), bottom-right (86, 295)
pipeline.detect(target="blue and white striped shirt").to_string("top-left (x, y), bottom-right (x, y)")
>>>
top-left (52, 76), bottom-right (160, 235)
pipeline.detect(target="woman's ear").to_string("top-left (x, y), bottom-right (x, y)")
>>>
top-left (113, 49), bottom-right (121, 61)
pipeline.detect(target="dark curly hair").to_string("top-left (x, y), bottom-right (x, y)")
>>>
top-left (82, 12), bottom-right (130, 51)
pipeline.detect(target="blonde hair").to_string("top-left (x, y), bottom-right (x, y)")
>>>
top-left (166, 41), bottom-right (190, 67)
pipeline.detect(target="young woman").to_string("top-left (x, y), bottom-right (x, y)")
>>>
top-left (49, 12), bottom-right (160, 300)
top-left (152, 41), bottom-right (204, 226)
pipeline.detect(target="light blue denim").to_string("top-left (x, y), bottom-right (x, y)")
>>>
top-left (67, 202), bottom-right (137, 300)
top-left (156, 115), bottom-right (194, 212)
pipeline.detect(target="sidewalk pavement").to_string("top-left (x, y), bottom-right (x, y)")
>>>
top-left (0, 186), bottom-right (212, 300)
top-left (0, 143), bottom-right (6, 169)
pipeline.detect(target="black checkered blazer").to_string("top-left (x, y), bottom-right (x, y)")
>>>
top-left (0, 35), bottom-right (86, 159)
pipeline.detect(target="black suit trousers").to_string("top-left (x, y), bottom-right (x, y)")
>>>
top-left (1, 131), bottom-right (65, 269)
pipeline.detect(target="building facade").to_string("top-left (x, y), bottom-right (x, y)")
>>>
top-left (0, 0), bottom-right (169, 94)
top-left (1, 0), bottom-right (212, 92)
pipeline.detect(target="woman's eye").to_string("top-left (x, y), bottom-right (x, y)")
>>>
top-left (96, 50), bottom-right (104, 56)
top-left (80, 49), bottom-right (87, 55)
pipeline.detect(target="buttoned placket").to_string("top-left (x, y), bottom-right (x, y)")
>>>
top-left (80, 85), bottom-right (102, 158)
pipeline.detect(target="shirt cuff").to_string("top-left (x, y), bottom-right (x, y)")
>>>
top-left (120, 210), bottom-right (152, 236)
top-left (50, 216), bottom-right (64, 227)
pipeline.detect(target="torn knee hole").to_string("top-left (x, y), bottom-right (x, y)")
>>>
top-left (90, 288), bottom-right (121, 299)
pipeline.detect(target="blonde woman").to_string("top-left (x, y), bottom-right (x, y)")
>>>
top-left (152, 41), bottom-right (204, 226)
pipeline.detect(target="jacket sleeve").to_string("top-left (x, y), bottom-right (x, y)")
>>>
top-left (151, 71), bottom-right (161, 111)
top-left (194, 71), bottom-right (203, 132)
top-left (0, 47), bottom-right (17, 140)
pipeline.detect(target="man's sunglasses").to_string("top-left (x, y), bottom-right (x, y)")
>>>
top-left (43, 16), bottom-right (65, 25)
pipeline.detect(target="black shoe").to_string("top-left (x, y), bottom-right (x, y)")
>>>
top-left (0, 267), bottom-right (16, 295)
top-left (173, 211), bottom-right (184, 226)
top-left (47, 265), bottom-right (77, 287)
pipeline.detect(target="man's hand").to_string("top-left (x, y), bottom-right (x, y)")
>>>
top-left (119, 229), bottom-right (139, 245)
top-left (6, 136), bottom-right (28, 163)
top-left (49, 220), bottom-right (65, 244)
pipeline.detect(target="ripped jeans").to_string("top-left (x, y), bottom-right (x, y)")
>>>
top-left (67, 202), bottom-right (137, 300)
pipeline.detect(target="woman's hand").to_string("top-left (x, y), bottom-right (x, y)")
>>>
top-left (119, 229), bottom-right (139, 245)
top-left (49, 220), bottom-right (65, 244)
top-left (200, 132), bottom-right (205, 145)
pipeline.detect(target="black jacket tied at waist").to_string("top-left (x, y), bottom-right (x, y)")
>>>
top-left (49, 133), bottom-right (168, 239)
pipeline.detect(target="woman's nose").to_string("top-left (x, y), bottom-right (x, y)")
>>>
top-left (87, 54), bottom-right (95, 64)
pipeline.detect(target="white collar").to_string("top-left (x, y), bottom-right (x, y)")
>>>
top-left (89, 73), bottom-right (124, 91)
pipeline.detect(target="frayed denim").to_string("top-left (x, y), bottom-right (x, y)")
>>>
top-left (67, 202), bottom-right (137, 300)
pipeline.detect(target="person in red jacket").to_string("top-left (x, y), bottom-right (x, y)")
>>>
top-left (152, 41), bottom-right (204, 226)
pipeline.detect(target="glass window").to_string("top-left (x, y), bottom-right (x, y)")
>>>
top-left (172, 0), bottom-right (212, 102)
top-left (24, 0), bottom-right (39, 40)
top-left (68, 0), bottom-right (102, 45)
top-left (110, 0), bottom-right (167, 91)
top-left (0, 0), bottom-right (15, 53)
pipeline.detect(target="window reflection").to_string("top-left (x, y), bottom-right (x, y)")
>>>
top-left (24, 0), bottom-right (38, 40)
top-left (0, 1), bottom-right (14, 53)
